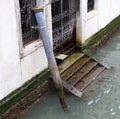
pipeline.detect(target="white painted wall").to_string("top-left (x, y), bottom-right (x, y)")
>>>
top-left (21, 46), bottom-right (48, 84)
top-left (0, 0), bottom-right (22, 100)
top-left (98, 0), bottom-right (111, 29)
top-left (0, 0), bottom-right (120, 101)
top-left (110, 0), bottom-right (120, 20)
top-left (0, 0), bottom-right (48, 100)
top-left (79, 0), bottom-right (120, 43)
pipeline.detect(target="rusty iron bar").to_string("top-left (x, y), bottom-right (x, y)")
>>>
top-left (51, 0), bottom-right (76, 55)
top-left (32, 7), bottom-right (68, 110)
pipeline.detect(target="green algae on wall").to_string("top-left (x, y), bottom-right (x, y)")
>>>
top-left (0, 69), bottom-right (50, 115)
top-left (82, 15), bottom-right (120, 50)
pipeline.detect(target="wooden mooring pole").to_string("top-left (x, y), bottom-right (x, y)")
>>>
top-left (32, 7), bottom-right (68, 109)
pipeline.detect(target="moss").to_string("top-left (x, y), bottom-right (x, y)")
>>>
top-left (82, 15), bottom-right (120, 50)
top-left (0, 69), bottom-right (51, 115)
top-left (83, 49), bottom-right (94, 57)
top-left (76, 41), bottom-right (82, 48)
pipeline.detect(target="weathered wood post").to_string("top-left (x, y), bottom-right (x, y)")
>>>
top-left (32, 7), bottom-right (68, 109)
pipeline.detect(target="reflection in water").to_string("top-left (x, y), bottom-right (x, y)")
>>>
top-left (20, 31), bottom-right (120, 119)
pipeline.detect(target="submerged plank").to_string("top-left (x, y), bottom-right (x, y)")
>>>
top-left (61, 56), bottom-right (90, 80)
top-left (75, 66), bottom-right (105, 92)
top-left (67, 60), bottom-right (98, 85)
top-left (62, 80), bottom-right (82, 97)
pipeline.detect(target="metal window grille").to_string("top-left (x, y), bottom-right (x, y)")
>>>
top-left (19, 0), bottom-right (39, 46)
top-left (51, 0), bottom-right (76, 55)
top-left (87, 0), bottom-right (94, 12)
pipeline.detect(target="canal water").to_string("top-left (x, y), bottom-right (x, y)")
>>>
top-left (19, 31), bottom-right (120, 119)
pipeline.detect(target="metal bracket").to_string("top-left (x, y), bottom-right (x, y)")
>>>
top-left (32, 26), bottom-right (47, 29)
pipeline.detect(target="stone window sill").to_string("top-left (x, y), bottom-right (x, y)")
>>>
top-left (84, 10), bottom-right (98, 21)
top-left (21, 39), bottom-right (43, 58)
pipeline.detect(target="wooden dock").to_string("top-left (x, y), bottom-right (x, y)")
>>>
top-left (58, 52), bottom-right (111, 97)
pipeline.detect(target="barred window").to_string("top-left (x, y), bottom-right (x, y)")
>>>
top-left (19, 0), bottom-right (39, 46)
top-left (87, 0), bottom-right (94, 12)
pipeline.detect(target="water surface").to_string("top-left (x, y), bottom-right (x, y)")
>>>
top-left (19, 31), bottom-right (120, 119)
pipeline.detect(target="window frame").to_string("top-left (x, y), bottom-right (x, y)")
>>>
top-left (14, 0), bottom-right (53, 58)
top-left (14, 0), bottom-right (43, 58)
top-left (84, 0), bottom-right (98, 21)
top-left (19, 0), bottom-right (40, 46)
top-left (87, 0), bottom-right (95, 12)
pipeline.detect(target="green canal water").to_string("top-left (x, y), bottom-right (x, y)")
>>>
top-left (19, 31), bottom-right (120, 119)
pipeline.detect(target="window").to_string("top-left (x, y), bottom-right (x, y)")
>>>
top-left (19, 0), bottom-right (39, 46)
top-left (87, 0), bottom-right (94, 12)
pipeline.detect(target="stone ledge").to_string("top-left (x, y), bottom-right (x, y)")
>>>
top-left (0, 69), bottom-right (51, 117)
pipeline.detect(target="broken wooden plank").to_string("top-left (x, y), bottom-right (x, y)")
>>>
top-left (62, 80), bottom-right (82, 97)
top-left (59, 52), bottom-right (85, 74)
top-left (61, 56), bottom-right (91, 80)
top-left (75, 66), bottom-right (105, 92)
top-left (91, 56), bottom-right (111, 69)
top-left (67, 60), bottom-right (98, 85)
top-left (56, 54), bottom-right (68, 60)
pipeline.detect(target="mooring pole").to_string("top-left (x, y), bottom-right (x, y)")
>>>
top-left (32, 7), bottom-right (68, 109)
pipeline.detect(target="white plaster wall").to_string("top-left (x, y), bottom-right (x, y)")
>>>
top-left (0, 0), bottom-right (22, 100)
top-left (80, 0), bottom-right (99, 42)
top-left (0, 0), bottom-right (49, 100)
top-left (110, 0), bottom-right (120, 20)
top-left (20, 2), bottom-right (49, 84)
top-left (98, 0), bottom-right (111, 29)
top-left (80, 0), bottom-right (120, 43)
top-left (21, 46), bottom-right (48, 84)
top-left (84, 14), bottom-right (98, 40)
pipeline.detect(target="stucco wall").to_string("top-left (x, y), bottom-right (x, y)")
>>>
top-left (0, 0), bottom-right (22, 100)
top-left (1, 0), bottom-right (120, 101)
top-left (21, 46), bottom-right (48, 84)
top-left (0, 0), bottom-right (48, 100)
top-left (79, 0), bottom-right (120, 43)
top-left (111, 0), bottom-right (120, 20)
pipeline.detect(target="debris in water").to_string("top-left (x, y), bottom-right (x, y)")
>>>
top-left (95, 98), bottom-right (99, 103)
top-left (110, 108), bottom-right (113, 112)
top-left (111, 112), bottom-right (116, 116)
top-left (68, 105), bottom-right (70, 109)
top-left (118, 105), bottom-right (120, 109)
top-left (95, 95), bottom-right (101, 103)
top-left (104, 84), bottom-right (112, 94)
top-left (88, 100), bottom-right (94, 105)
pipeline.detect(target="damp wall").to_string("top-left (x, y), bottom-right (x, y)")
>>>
top-left (79, 0), bottom-right (120, 43)
top-left (0, 0), bottom-right (50, 100)
top-left (0, 0), bottom-right (120, 101)
top-left (0, 0), bottom-right (22, 100)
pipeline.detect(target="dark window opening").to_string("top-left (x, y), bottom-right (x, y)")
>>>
top-left (19, 0), bottom-right (39, 46)
top-left (51, 0), bottom-right (76, 55)
top-left (87, 0), bottom-right (94, 12)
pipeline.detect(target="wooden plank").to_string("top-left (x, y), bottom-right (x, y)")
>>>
top-left (91, 56), bottom-right (111, 69)
top-left (61, 56), bottom-right (90, 80)
top-left (62, 56), bottom-right (91, 80)
top-left (67, 60), bottom-right (98, 85)
top-left (75, 66), bottom-right (105, 91)
top-left (56, 54), bottom-right (68, 60)
top-left (59, 52), bottom-right (85, 74)
top-left (62, 80), bottom-right (82, 97)
top-left (58, 52), bottom-right (110, 98)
